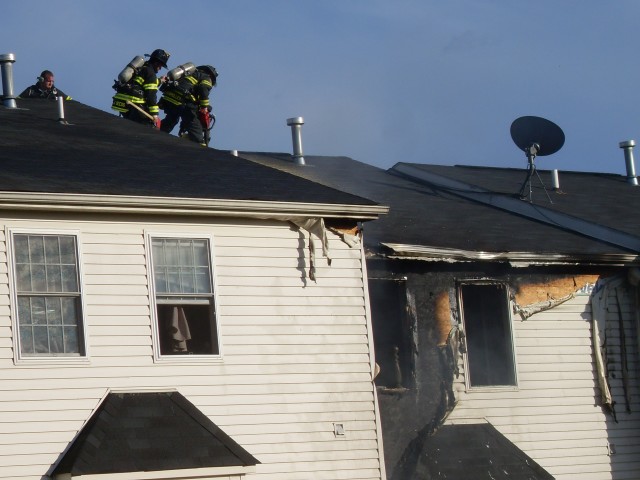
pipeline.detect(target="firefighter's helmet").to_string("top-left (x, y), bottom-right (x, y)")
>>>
top-left (197, 65), bottom-right (218, 86)
top-left (149, 49), bottom-right (170, 68)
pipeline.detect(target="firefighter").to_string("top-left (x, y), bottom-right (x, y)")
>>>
top-left (111, 49), bottom-right (170, 128)
top-left (19, 70), bottom-right (71, 100)
top-left (159, 64), bottom-right (217, 145)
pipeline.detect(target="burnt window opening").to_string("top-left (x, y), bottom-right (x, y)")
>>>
top-left (369, 278), bottom-right (413, 389)
top-left (459, 283), bottom-right (516, 387)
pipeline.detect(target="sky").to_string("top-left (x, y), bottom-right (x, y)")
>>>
top-left (2, 1), bottom-right (640, 176)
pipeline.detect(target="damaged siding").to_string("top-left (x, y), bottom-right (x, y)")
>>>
top-left (0, 215), bottom-right (383, 480)
top-left (447, 275), bottom-right (640, 480)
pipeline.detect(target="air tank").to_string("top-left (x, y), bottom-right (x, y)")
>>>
top-left (117, 56), bottom-right (145, 83)
top-left (167, 62), bottom-right (196, 82)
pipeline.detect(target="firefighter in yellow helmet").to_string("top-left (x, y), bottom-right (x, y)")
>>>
top-left (111, 49), bottom-right (170, 129)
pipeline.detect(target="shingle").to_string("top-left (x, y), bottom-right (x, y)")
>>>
top-left (243, 152), bottom-right (635, 256)
top-left (0, 99), bottom-right (377, 208)
top-left (51, 392), bottom-right (259, 476)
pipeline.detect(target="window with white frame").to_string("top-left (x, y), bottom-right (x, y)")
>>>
top-left (12, 233), bottom-right (85, 356)
top-left (459, 282), bottom-right (516, 387)
top-left (150, 237), bottom-right (219, 356)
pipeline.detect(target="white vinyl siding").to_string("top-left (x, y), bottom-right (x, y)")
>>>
top-left (0, 216), bottom-right (382, 480)
top-left (448, 287), bottom-right (640, 480)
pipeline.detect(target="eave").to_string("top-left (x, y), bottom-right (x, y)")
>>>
top-left (0, 191), bottom-right (389, 220)
top-left (380, 243), bottom-right (640, 267)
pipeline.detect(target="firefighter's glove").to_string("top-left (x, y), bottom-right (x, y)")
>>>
top-left (152, 116), bottom-right (161, 129)
top-left (198, 108), bottom-right (210, 128)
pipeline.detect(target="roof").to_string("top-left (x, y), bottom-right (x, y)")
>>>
top-left (0, 99), bottom-right (384, 220)
top-left (414, 423), bottom-right (554, 480)
top-left (51, 392), bottom-right (259, 477)
top-left (242, 152), bottom-right (640, 263)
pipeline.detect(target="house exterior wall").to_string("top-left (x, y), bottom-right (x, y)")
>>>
top-left (0, 212), bottom-right (384, 480)
top-left (367, 259), bottom-right (640, 480)
top-left (448, 277), bottom-right (640, 480)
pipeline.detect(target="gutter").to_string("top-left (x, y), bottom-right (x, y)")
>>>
top-left (0, 191), bottom-right (388, 220)
top-left (381, 242), bottom-right (640, 267)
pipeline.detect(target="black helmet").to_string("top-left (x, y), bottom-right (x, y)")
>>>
top-left (198, 65), bottom-right (218, 86)
top-left (149, 49), bottom-right (170, 68)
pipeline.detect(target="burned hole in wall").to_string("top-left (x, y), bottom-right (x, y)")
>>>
top-left (369, 278), bottom-right (414, 389)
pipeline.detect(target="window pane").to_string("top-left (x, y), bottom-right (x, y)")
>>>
top-left (180, 267), bottom-right (196, 293)
top-left (30, 264), bottom-right (46, 292)
top-left (44, 236), bottom-right (61, 265)
top-left (193, 240), bottom-right (209, 266)
top-left (20, 326), bottom-right (34, 354)
top-left (18, 297), bottom-right (32, 324)
top-left (61, 265), bottom-right (78, 292)
top-left (29, 236), bottom-right (45, 264)
top-left (31, 297), bottom-right (47, 325)
top-left (46, 264), bottom-right (63, 292)
top-left (166, 267), bottom-right (180, 293)
top-left (47, 297), bottom-right (62, 325)
top-left (14, 235), bottom-right (30, 263)
top-left (49, 326), bottom-right (63, 353)
top-left (179, 240), bottom-right (194, 266)
top-left (61, 298), bottom-right (77, 325)
top-left (33, 325), bottom-right (49, 353)
top-left (16, 264), bottom-right (32, 292)
top-left (58, 236), bottom-right (76, 264)
top-left (164, 239), bottom-right (179, 265)
top-left (154, 270), bottom-right (167, 293)
top-left (64, 326), bottom-right (79, 353)
top-left (195, 268), bottom-right (211, 293)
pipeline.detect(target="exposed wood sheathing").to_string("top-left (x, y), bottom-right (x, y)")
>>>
top-left (513, 275), bottom-right (599, 307)
top-left (434, 291), bottom-right (451, 347)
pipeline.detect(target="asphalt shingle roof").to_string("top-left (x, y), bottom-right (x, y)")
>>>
top-left (51, 392), bottom-right (259, 476)
top-left (243, 152), bottom-right (639, 256)
top-left (0, 99), bottom-right (376, 208)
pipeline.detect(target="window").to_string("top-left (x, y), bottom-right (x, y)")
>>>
top-left (459, 283), bottom-right (516, 387)
top-left (369, 278), bottom-right (414, 389)
top-left (12, 233), bottom-right (84, 357)
top-left (150, 237), bottom-right (219, 356)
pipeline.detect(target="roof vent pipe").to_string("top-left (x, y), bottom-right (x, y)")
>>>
top-left (551, 169), bottom-right (560, 190)
top-left (286, 117), bottom-right (305, 165)
top-left (57, 96), bottom-right (67, 124)
top-left (619, 140), bottom-right (638, 186)
top-left (0, 53), bottom-right (17, 109)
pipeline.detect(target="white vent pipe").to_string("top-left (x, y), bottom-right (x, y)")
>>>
top-left (286, 116), bottom-right (305, 165)
top-left (551, 169), bottom-right (560, 190)
top-left (619, 140), bottom-right (638, 186)
top-left (57, 95), bottom-right (66, 123)
top-left (0, 53), bottom-right (17, 109)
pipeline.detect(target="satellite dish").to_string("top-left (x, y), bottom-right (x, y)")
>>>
top-left (510, 116), bottom-right (565, 202)
top-left (511, 116), bottom-right (565, 156)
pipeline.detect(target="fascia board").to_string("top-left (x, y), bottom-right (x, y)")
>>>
top-left (0, 192), bottom-right (388, 220)
top-left (381, 242), bottom-right (640, 267)
top-left (54, 465), bottom-right (257, 480)
top-left (392, 163), bottom-right (640, 253)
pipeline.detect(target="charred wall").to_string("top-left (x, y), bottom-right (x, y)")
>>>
top-left (366, 257), bottom-right (614, 480)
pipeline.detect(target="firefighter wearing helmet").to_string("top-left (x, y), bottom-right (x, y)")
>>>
top-left (158, 63), bottom-right (218, 146)
top-left (112, 49), bottom-right (170, 129)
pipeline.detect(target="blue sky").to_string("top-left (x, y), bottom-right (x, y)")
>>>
top-left (3, 1), bottom-right (640, 175)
